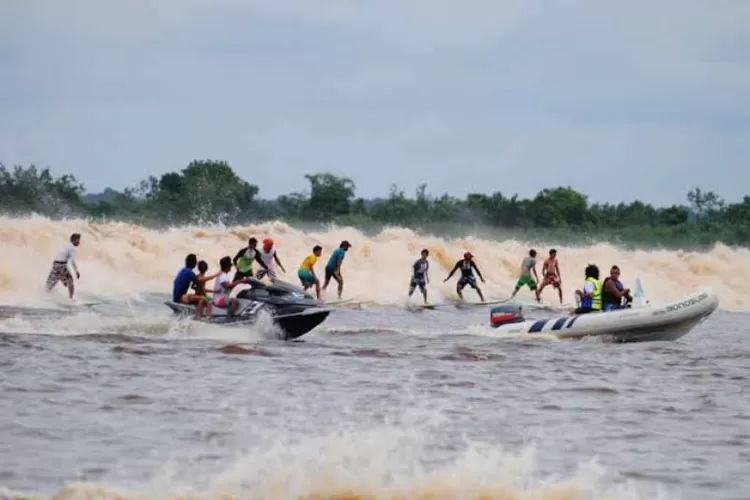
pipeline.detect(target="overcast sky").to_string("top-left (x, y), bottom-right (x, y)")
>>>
top-left (1, 0), bottom-right (748, 206)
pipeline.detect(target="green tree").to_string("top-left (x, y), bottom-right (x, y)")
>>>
top-left (304, 172), bottom-right (356, 220)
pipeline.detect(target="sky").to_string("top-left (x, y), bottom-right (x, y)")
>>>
top-left (1, 0), bottom-right (749, 206)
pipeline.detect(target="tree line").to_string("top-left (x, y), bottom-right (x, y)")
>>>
top-left (2, 160), bottom-right (749, 249)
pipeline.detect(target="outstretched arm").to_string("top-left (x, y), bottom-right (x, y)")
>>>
top-left (254, 253), bottom-right (269, 270)
top-left (444, 262), bottom-right (460, 281)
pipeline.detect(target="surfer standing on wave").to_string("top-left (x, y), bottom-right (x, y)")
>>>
top-left (45, 233), bottom-right (81, 301)
top-left (444, 252), bottom-right (486, 302)
top-left (408, 249), bottom-right (430, 304)
top-left (535, 248), bottom-right (563, 304)
top-left (509, 249), bottom-right (539, 300)
top-left (232, 237), bottom-right (268, 282)
top-left (323, 240), bottom-right (351, 300)
top-left (298, 245), bottom-right (323, 299)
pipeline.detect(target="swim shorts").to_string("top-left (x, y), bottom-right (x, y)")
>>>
top-left (298, 269), bottom-right (316, 286)
top-left (515, 275), bottom-right (537, 290)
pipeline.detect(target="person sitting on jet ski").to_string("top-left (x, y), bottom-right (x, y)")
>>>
top-left (192, 260), bottom-right (221, 317)
top-left (574, 264), bottom-right (603, 314)
top-left (212, 256), bottom-right (253, 317)
top-left (602, 265), bottom-right (633, 311)
top-left (232, 237), bottom-right (269, 282)
top-left (173, 253), bottom-right (207, 319)
top-left (444, 252), bottom-right (485, 302)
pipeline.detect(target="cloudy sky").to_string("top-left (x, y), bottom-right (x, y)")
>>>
top-left (1, 0), bottom-right (749, 205)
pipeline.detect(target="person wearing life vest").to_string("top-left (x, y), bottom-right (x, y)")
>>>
top-left (601, 265), bottom-right (633, 311)
top-left (232, 237), bottom-right (269, 282)
top-left (574, 264), bottom-right (602, 314)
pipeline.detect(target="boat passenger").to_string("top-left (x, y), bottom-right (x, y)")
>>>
top-left (172, 253), bottom-right (208, 319)
top-left (602, 265), bottom-right (633, 311)
top-left (256, 238), bottom-right (286, 282)
top-left (213, 256), bottom-right (252, 316)
top-left (193, 260), bottom-right (221, 318)
top-left (573, 264), bottom-right (602, 314)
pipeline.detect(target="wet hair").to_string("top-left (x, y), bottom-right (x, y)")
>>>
top-left (585, 264), bottom-right (600, 279)
top-left (313, 245), bottom-right (322, 252)
top-left (611, 265), bottom-right (620, 272)
top-left (198, 260), bottom-right (208, 273)
top-left (340, 240), bottom-right (351, 249)
top-left (70, 233), bottom-right (81, 241)
top-left (421, 248), bottom-right (429, 256)
top-left (549, 248), bottom-right (557, 255)
top-left (185, 254), bottom-right (198, 269)
top-left (529, 249), bottom-right (537, 257)
top-left (219, 256), bottom-right (232, 272)
top-left (248, 237), bottom-right (257, 245)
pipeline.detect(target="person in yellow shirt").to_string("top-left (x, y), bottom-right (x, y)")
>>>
top-left (298, 245), bottom-right (323, 299)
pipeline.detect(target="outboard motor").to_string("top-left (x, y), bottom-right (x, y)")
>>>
top-left (489, 304), bottom-right (525, 328)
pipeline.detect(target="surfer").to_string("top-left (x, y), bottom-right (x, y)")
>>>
top-left (535, 249), bottom-right (563, 304)
top-left (255, 238), bottom-right (286, 282)
top-left (232, 237), bottom-right (269, 282)
top-left (172, 253), bottom-right (209, 319)
top-left (602, 265), bottom-right (633, 311)
top-left (444, 252), bottom-right (486, 302)
top-left (323, 240), bottom-right (352, 300)
top-left (408, 249), bottom-right (430, 304)
top-left (212, 256), bottom-right (253, 316)
top-left (45, 233), bottom-right (82, 301)
top-left (509, 249), bottom-right (539, 300)
top-left (298, 245), bottom-right (323, 299)
top-left (192, 260), bottom-right (221, 318)
top-left (573, 264), bottom-right (602, 314)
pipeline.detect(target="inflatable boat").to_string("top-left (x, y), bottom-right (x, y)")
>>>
top-left (488, 287), bottom-right (719, 343)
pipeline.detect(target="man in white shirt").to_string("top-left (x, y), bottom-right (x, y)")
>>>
top-left (45, 233), bottom-right (81, 300)
top-left (255, 237), bottom-right (286, 282)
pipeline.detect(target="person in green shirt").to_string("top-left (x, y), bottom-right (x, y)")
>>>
top-left (232, 237), bottom-right (269, 281)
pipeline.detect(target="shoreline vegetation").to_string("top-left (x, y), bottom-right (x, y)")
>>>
top-left (2, 160), bottom-right (748, 250)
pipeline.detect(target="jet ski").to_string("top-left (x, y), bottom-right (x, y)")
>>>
top-left (487, 287), bottom-right (719, 343)
top-left (163, 278), bottom-right (331, 340)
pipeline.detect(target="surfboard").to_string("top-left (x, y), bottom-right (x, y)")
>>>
top-left (455, 298), bottom-right (510, 307)
top-left (326, 298), bottom-right (356, 306)
top-left (65, 300), bottom-right (106, 308)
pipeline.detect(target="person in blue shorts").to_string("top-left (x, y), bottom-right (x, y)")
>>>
top-left (323, 240), bottom-right (351, 300)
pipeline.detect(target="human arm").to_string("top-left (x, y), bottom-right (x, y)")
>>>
top-left (604, 280), bottom-right (630, 298)
top-left (69, 248), bottom-right (80, 278)
top-left (444, 261), bottom-right (460, 281)
top-left (472, 261), bottom-right (485, 282)
top-left (555, 262), bottom-right (562, 283)
top-left (232, 248), bottom-right (245, 267)
top-left (274, 252), bottom-right (286, 273)
top-left (254, 253), bottom-right (269, 270)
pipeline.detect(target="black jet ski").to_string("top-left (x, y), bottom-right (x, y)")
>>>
top-left (163, 278), bottom-right (331, 340)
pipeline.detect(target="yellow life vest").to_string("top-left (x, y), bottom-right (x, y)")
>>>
top-left (585, 276), bottom-right (602, 310)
